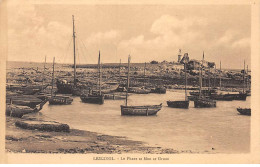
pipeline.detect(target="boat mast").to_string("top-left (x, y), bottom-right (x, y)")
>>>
top-left (219, 61), bottom-right (222, 90)
top-left (119, 59), bottom-right (121, 78)
top-left (98, 51), bottom-right (101, 95)
top-left (202, 51), bottom-right (204, 88)
top-left (214, 64), bottom-right (216, 88)
top-left (125, 55), bottom-right (130, 106)
top-left (184, 61), bottom-right (187, 101)
top-left (72, 15), bottom-right (76, 86)
top-left (199, 54), bottom-right (203, 98)
top-left (143, 62), bottom-right (146, 87)
top-left (42, 56), bottom-right (46, 87)
top-left (243, 60), bottom-right (245, 93)
top-left (199, 64), bottom-right (202, 98)
top-left (51, 57), bottom-right (55, 97)
top-left (208, 67), bottom-right (210, 91)
top-left (246, 65), bottom-right (249, 91)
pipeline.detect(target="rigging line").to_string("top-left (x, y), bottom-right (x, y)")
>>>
top-left (76, 37), bottom-right (86, 65)
top-left (57, 37), bottom-right (73, 77)
top-left (78, 37), bottom-right (89, 64)
top-left (78, 40), bottom-right (88, 65)
top-left (64, 37), bottom-right (73, 64)
top-left (79, 37), bottom-right (95, 63)
top-left (80, 39), bottom-right (91, 66)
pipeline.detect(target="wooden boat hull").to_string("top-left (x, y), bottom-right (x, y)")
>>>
top-left (104, 94), bottom-right (126, 100)
top-left (210, 94), bottom-right (233, 101)
top-left (128, 88), bottom-right (150, 94)
top-left (8, 84), bottom-right (48, 95)
top-left (6, 99), bottom-right (42, 108)
top-left (150, 87), bottom-right (166, 94)
top-left (80, 94), bottom-right (104, 104)
top-left (237, 108), bottom-right (251, 116)
top-left (120, 104), bottom-right (162, 116)
top-left (194, 98), bottom-right (216, 108)
top-left (49, 96), bottom-right (73, 105)
top-left (56, 81), bottom-right (76, 94)
top-left (167, 100), bottom-right (189, 109)
top-left (6, 100), bottom-right (47, 117)
top-left (225, 93), bottom-right (247, 100)
top-left (6, 95), bottom-right (43, 108)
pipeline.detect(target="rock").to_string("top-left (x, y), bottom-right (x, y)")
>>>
top-left (15, 120), bottom-right (70, 132)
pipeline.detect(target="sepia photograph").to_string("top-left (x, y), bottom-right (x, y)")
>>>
top-left (1, 0), bottom-right (260, 164)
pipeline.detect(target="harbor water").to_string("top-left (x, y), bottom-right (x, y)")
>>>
top-left (40, 89), bottom-right (250, 153)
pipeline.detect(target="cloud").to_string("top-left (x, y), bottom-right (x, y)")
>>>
top-left (7, 1), bottom-right (72, 62)
top-left (7, 4), bottom-right (250, 68)
top-left (85, 30), bottom-right (121, 45)
top-left (117, 15), bottom-right (207, 61)
top-left (231, 38), bottom-right (250, 48)
top-left (150, 15), bottom-right (207, 35)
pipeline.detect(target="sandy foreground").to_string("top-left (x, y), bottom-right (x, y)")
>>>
top-left (5, 114), bottom-right (200, 154)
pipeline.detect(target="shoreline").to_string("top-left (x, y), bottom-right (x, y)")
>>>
top-left (6, 114), bottom-right (202, 154)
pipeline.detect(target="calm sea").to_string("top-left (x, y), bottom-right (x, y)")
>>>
top-left (39, 90), bottom-right (250, 153)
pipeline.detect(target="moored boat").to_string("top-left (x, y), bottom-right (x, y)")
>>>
top-left (6, 95), bottom-right (43, 108)
top-left (194, 97), bottom-right (216, 108)
top-left (49, 95), bottom-right (73, 105)
top-left (56, 15), bottom-right (87, 95)
top-left (6, 99), bottom-right (47, 117)
top-left (128, 87), bottom-right (150, 94)
top-left (104, 93), bottom-right (126, 100)
top-left (167, 51), bottom-right (189, 109)
top-left (80, 51), bottom-right (104, 105)
top-left (193, 52), bottom-right (216, 108)
top-left (167, 100), bottom-right (189, 109)
top-left (48, 57), bottom-right (73, 105)
top-left (80, 93), bottom-right (104, 104)
top-left (225, 60), bottom-right (248, 101)
top-left (121, 104), bottom-right (162, 116)
top-left (120, 55), bottom-right (162, 116)
top-left (150, 87), bottom-right (166, 94)
top-left (237, 107), bottom-right (251, 116)
top-left (209, 93), bottom-right (233, 101)
top-left (224, 92), bottom-right (247, 101)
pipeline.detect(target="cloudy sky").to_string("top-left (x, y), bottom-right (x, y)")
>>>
top-left (7, 1), bottom-right (251, 69)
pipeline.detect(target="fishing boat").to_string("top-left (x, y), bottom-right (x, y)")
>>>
top-left (190, 88), bottom-right (217, 96)
top-left (80, 51), bottom-right (104, 104)
top-left (224, 61), bottom-right (247, 101)
top-left (49, 95), bottom-right (73, 105)
top-left (237, 107), bottom-right (251, 116)
top-left (56, 15), bottom-right (87, 95)
top-left (7, 84), bottom-right (49, 95)
top-left (6, 99), bottom-right (47, 117)
top-left (121, 104), bottom-right (162, 116)
top-left (104, 92), bottom-right (126, 100)
top-left (150, 87), bottom-right (166, 94)
top-left (167, 52), bottom-right (189, 109)
top-left (210, 93), bottom-right (233, 101)
top-left (120, 55), bottom-right (162, 116)
top-left (194, 97), bottom-right (216, 108)
top-left (142, 62), bottom-right (166, 94)
top-left (6, 93), bottom-right (43, 109)
top-left (49, 57), bottom-right (73, 105)
top-left (194, 52), bottom-right (216, 108)
top-left (208, 61), bottom-right (233, 101)
top-left (222, 92), bottom-right (247, 100)
top-left (128, 87), bottom-right (150, 94)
